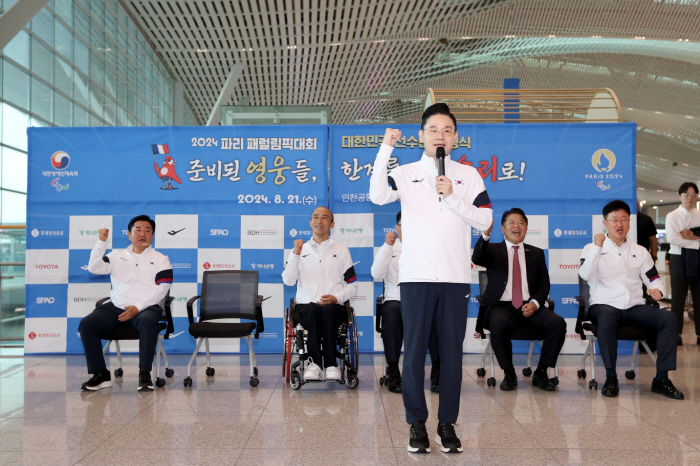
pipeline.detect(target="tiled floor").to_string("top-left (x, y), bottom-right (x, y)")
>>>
top-left (2, 326), bottom-right (700, 465)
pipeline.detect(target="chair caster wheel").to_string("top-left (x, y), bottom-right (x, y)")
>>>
top-left (183, 377), bottom-right (192, 387)
top-left (379, 376), bottom-right (387, 386)
top-left (476, 368), bottom-right (486, 378)
top-left (347, 374), bottom-right (359, 389)
top-left (114, 368), bottom-right (123, 378)
top-left (522, 367), bottom-right (533, 377)
top-left (205, 367), bottom-right (215, 377)
top-left (551, 377), bottom-right (559, 386)
top-left (165, 368), bottom-right (175, 378)
top-left (577, 369), bottom-right (586, 379)
top-left (486, 377), bottom-right (496, 387)
top-left (290, 371), bottom-right (301, 390)
top-left (625, 370), bottom-right (636, 380)
top-left (589, 380), bottom-right (597, 390)
top-left (155, 377), bottom-right (166, 388)
top-left (250, 377), bottom-right (259, 387)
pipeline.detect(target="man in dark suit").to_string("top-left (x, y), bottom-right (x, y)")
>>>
top-left (472, 208), bottom-right (566, 391)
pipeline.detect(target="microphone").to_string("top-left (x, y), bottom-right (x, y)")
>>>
top-left (436, 147), bottom-right (446, 177)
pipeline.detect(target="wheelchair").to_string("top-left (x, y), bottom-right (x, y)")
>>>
top-left (282, 298), bottom-right (359, 390)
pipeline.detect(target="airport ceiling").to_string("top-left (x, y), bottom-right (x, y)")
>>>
top-left (123, 0), bottom-right (700, 206)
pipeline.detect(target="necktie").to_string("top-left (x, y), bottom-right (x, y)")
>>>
top-left (512, 245), bottom-right (523, 309)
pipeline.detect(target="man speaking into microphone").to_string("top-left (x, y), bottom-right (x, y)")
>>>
top-left (370, 103), bottom-right (493, 454)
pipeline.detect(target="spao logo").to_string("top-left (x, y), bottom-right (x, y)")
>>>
top-left (36, 297), bottom-right (55, 304)
top-left (562, 297), bottom-right (579, 304)
top-left (210, 229), bottom-right (229, 236)
top-left (591, 149), bottom-right (616, 173)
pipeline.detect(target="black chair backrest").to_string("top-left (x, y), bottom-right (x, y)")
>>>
top-left (578, 276), bottom-right (591, 317)
top-left (200, 270), bottom-right (259, 321)
top-left (478, 270), bottom-right (488, 294)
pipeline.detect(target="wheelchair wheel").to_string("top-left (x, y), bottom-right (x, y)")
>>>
top-left (290, 371), bottom-right (302, 390)
top-left (347, 372), bottom-right (359, 389)
top-left (348, 306), bottom-right (359, 374)
top-left (285, 308), bottom-right (294, 382)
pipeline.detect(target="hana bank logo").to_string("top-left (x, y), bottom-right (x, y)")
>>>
top-left (51, 151), bottom-right (70, 170)
top-left (591, 149), bottom-right (616, 173)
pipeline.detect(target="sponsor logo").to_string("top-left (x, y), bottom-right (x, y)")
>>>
top-left (597, 180), bottom-right (611, 191)
top-left (28, 332), bottom-right (60, 339)
top-left (167, 228), bottom-right (186, 236)
top-left (79, 229), bottom-right (98, 236)
top-left (250, 263), bottom-right (275, 270)
top-left (259, 333), bottom-right (278, 339)
top-left (172, 263), bottom-right (192, 269)
top-left (289, 229), bottom-right (298, 237)
top-left (554, 228), bottom-right (562, 237)
top-left (559, 264), bottom-right (580, 270)
top-left (51, 151), bottom-right (70, 170)
top-left (562, 297), bottom-right (579, 304)
top-left (36, 297), bottom-right (55, 304)
top-left (591, 149), bottom-right (616, 172)
top-left (301, 254), bottom-right (310, 258)
top-left (31, 229), bottom-right (40, 238)
top-left (554, 229), bottom-right (588, 237)
top-left (203, 262), bottom-right (236, 270)
top-left (80, 265), bottom-right (89, 270)
top-left (289, 229), bottom-right (311, 237)
top-left (382, 228), bottom-right (396, 233)
top-left (51, 178), bottom-right (69, 192)
top-left (339, 228), bottom-right (363, 234)
top-left (35, 264), bottom-right (59, 270)
top-left (247, 230), bottom-right (277, 236)
top-left (210, 229), bottom-right (229, 236)
top-left (526, 229), bottom-right (541, 236)
top-left (73, 297), bottom-right (102, 303)
top-left (412, 179), bottom-right (424, 183)
top-left (28, 332), bottom-right (36, 339)
top-left (350, 295), bottom-right (366, 301)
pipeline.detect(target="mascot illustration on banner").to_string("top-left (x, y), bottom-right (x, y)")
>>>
top-left (152, 143), bottom-right (182, 190)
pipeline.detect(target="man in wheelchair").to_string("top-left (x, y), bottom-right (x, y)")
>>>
top-left (579, 200), bottom-right (683, 399)
top-left (282, 206), bottom-right (358, 381)
top-left (78, 215), bottom-right (172, 391)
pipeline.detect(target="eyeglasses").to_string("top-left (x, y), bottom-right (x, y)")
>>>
top-left (604, 217), bottom-right (630, 225)
top-left (681, 193), bottom-right (698, 198)
top-left (423, 127), bottom-right (454, 137)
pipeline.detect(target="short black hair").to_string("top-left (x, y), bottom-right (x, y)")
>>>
top-left (421, 103), bottom-right (457, 130)
top-left (396, 211), bottom-right (401, 224)
top-left (679, 182), bottom-right (699, 195)
top-left (501, 207), bottom-right (528, 226)
top-left (602, 200), bottom-right (630, 218)
top-left (128, 215), bottom-right (155, 233)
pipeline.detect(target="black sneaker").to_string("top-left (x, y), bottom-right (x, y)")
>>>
top-left (138, 369), bottom-right (154, 391)
top-left (81, 369), bottom-right (112, 391)
top-left (436, 423), bottom-right (463, 453)
top-left (407, 421), bottom-right (430, 453)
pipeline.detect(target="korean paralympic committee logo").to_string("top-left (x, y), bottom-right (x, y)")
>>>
top-left (591, 149), bottom-right (616, 173)
top-left (51, 151), bottom-right (70, 170)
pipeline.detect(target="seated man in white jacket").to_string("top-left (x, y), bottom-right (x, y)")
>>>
top-left (579, 200), bottom-right (682, 400)
top-left (282, 206), bottom-right (358, 381)
top-left (372, 211), bottom-right (440, 394)
top-left (79, 215), bottom-right (172, 392)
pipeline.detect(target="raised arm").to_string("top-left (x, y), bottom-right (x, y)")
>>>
top-left (281, 239), bottom-right (304, 286)
top-left (371, 233), bottom-right (396, 280)
top-left (579, 235), bottom-right (605, 281)
top-left (87, 228), bottom-right (113, 275)
top-left (369, 128), bottom-right (402, 206)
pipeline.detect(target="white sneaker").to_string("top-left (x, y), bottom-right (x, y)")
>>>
top-left (303, 359), bottom-right (322, 381)
top-left (325, 366), bottom-right (341, 381)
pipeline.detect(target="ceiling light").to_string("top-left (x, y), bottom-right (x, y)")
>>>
top-left (196, 48), bottom-right (208, 52)
top-left (682, 163), bottom-right (690, 167)
top-left (627, 108), bottom-right (634, 111)
top-left (373, 40), bottom-right (385, 43)
top-left (330, 43), bottom-right (342, 46)
top-left (660, 200), bottom-right (663, 202)
top-left (656, 189), bottom-right (663, 192)
top-left (659, 158), bottom-right (667, 161)
top-left (653, 206), bottom-right (658, 209)
top-left (548, 34), bottom-right (556, 38)
top-left (686, 116), bottom-right (694, 119)
top-left (655, 111), bottom-right (663, 114)
top-left (461, 36), bottom-right (471, 39)
top-left (639, 187), bottom-right (645, 190)
top-left (287, 45), bottom-right (297, 49)
top-left (418, 37), bottom-right (429, 41)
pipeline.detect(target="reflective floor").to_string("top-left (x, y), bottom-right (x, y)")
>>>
top-left (2, 327), bottom-right (700, 465)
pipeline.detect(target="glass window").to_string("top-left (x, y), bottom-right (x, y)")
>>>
top-left (90, 113), bottom-right (103, 126)
top-left (116, 79), bottom-right (126, 106)
top-left (91, 1), bottom-right (105, 27)
top-left (73, 104), bottom-right (88, 126)
top-left (1, 191), bottom-right (27, 224)
top-left (1, 146), bottom-right (28, 192)
top-left (104, 64), bottom-right (116, 98)
top-left (104, 97), bottom-right (115, 125)
top-left (117, 23), bottom-right (127, 51)
top-left (73, 3), bottom-right (90, 43)
top-left (31, 78), bottom-right (53, 122)
top-left (104, 38), bottom-right (116, 71)
top-left (126, 88), bottom-right (136, 113)
top-left (54, 20), bottom-right (73, 61)
top-left (91, 25), bottom-right (105, 55)
top-left (104, 8), bottom-right (117, 40)
top-left (54, 56), bottom-right (72, 97)
top-left (90, 54), bottom-right (104, 88)
top-left (54, 93), bottom-right (71, 127)
top-left (54, 0), bottom-right (73, 26)
top-left (90, 86), bottom-right (103, 117)
top-left (116, 52), bottom-right (127, 79)
top-left (31, 9), bottom-right (54, 47)
top-left (73, 71), bottom-right (89, 107)
top-left (116, 105), bottom-right (126, 126)
top-left (2, 61), bottom-right (29, 110)
top-left (74, 37), bottom-right (89, 73)
top-left (3, 30), bottom-right (29, 69)
top-left (2, 103), bottom-right (29, 151)
top-left (31, 38), bottom-right (54, 85)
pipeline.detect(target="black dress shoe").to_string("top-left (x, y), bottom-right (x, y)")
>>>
top-left (531, 370), bottom-right (556, 391)
top-left (388, 374), bottom-right (402, 393)
top-left (430, 365), bottom-right (440, 393)
top-left (651, 378), bottom-right (684, 400)
top-left (500, 373), bottom-right (517, 391)
top-left (601, 377), bottom-right (619, 397)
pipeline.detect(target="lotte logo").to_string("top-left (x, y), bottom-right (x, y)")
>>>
top-left (203, 262), bottom-right (211, 270)
top-left (28, 332), bottom-right (37, 339)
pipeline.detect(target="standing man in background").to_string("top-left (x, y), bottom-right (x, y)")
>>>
top-left (371, 211), bottom-right (441, 394)
top-left (637, 202), bottom-right (658, 263)
top-left (666, 182), bottom-right (700, 345)
top-left (370, 103), bottom-right (493, 454)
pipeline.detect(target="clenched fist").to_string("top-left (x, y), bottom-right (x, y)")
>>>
top-left (98, 228), bottom-right (109, 241)
top-left (293, 239), bottom-right (305, 255)
top-left (593, 232), bottom-right (606, 247)
top-left (383, 128), bottom-right (402, 147)
top-left (385, 231), bottom-right (397, 246)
